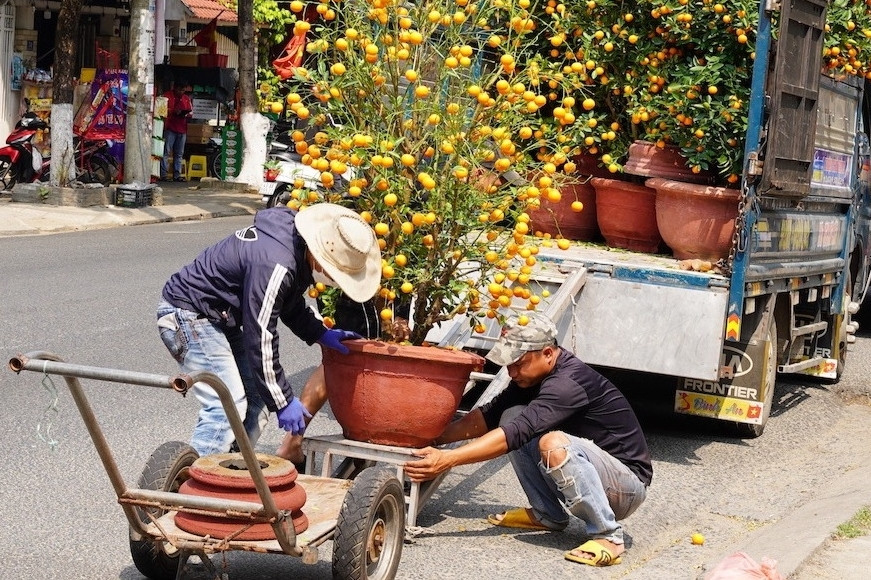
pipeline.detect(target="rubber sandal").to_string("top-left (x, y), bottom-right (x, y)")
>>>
top-left (564, 539), bottom-right (623, 567)
top-left (487, 508), bottom-right (552, 531)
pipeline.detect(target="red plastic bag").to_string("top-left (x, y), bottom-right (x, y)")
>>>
top-left (704, 551), bottom-right (784, 580)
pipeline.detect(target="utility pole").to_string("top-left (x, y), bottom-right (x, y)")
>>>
top-left (123, 0), bottom-right (156, 184)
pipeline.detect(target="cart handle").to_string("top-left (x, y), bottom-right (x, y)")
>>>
top-left (8, 351), bottom-right (301, 556)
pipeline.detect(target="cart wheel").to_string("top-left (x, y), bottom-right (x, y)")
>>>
top-left (332, 466), bottom-right (405, 580)
top-left (129, 441), bottom-right (199, 580)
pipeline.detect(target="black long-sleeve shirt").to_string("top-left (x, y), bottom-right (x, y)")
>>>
top-left (480, 348), bottom-right (653, 486)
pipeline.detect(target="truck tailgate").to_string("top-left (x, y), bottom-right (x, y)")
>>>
top-left (536, 244), bottom-right (729, 381)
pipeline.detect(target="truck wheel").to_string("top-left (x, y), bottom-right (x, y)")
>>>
top-left (332, 466), bottom-right (405, 580)
top-left (129, 441), bottom-right (199, 580)
top-left (734, 319), bottom-right (777, 438)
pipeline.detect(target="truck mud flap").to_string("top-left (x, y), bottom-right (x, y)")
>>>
top-left (674, 318), bottom-right (777, 429)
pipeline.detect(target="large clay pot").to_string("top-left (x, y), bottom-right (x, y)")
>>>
top-left (624, 140), bottom-right (715, 184)
top-left (528, 178), bottom-right (600, 241)
top-left (174, 453), bottom-right (308, 540)
top-left (591, 177), bottom-right (663, 252)
top-left (321, 340), bottom-right (485, 447)
top-left (646, 177), bottom-right (740, 261)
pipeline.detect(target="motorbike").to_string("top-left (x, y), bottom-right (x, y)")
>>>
top-left (0, 112), bottom-right (50, 189)
top-left (260, 117), bottom-right (351, 208)
top-left (0, 112), bottom-right (120, 191)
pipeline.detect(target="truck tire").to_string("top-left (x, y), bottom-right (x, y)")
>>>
top-left (129, 441), bottom-right (199, 580)
top-left (734, 319), bottom-right (777, 438)
top-left (332, 466), bottom-right (405, 580)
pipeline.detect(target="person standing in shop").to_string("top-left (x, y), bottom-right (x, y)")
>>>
top-left (161, 82), bottom-right (193, 181)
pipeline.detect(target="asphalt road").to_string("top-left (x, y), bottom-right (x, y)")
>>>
top-left (2, 216), bottom-right (870, 579)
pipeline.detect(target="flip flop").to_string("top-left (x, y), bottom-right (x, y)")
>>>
top-left (564, 539), bottom-right (623, 567)
top-left (487, 508), bottom-right (551, 531)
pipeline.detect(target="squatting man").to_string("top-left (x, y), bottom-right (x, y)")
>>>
top-left (404, 314), bottom-right (653, 567)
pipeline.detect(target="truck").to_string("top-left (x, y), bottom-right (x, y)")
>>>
top-left (459, 0), bottom-right (871, 437)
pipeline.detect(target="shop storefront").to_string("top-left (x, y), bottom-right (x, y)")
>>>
top-left (0, 0), bottom-right (238, 183)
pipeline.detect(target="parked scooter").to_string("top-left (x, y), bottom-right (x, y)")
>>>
top-left (260, 117), bottom-right (351, 207)
top-left (0, 112), bottom-right (50, 190)
top-left (0, 112), bottom-right (120, 190)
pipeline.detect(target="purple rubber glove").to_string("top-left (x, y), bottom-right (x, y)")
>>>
top-left (277, 397), bottom-right (312, 435)
top-left (317, 328), bottom-right (363, 355)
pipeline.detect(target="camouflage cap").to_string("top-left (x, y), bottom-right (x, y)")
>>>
top-left (485, 315), bottom-right (558, 366)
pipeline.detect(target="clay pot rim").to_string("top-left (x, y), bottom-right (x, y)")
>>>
top-left (645, 177), bottom-right (740, 199)
top-left (590, 176), bottom-right (656, 195)
top-left (323, 338), bottom-right (485, 365)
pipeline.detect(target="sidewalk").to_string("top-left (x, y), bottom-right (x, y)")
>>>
top-left (2, 177), bottom-right (869, 579)
top-left (702, 459), bottom-right (871, 579)
top-left (0, 178), bottom-right (261, 237)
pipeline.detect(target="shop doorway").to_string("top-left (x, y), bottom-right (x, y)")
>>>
top-left (34, 10), bottom-right (57, 71)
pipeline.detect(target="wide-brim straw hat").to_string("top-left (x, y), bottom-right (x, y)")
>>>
top-left (295, 203), bottom-right (381, 303)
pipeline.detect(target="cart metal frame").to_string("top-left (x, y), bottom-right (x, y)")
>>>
top-left (6, 351), bottom-right (387, 577)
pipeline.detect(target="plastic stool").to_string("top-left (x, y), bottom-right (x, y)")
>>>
top-left (187, 155), bottom-right (208, 180)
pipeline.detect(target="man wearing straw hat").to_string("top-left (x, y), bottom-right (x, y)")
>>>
top-left (156, 203), bottom-right (381, 458)
top-left (404, 314), bottom-right (652, 568)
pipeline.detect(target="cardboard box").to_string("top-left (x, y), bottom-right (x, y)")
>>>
top-left (169, 47), bottom-right (201, 67)
top-left (186, 123), bottom-right (214, 144)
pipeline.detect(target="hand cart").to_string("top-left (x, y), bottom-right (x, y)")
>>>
top-left (8, 351), bottom-right (406, 580)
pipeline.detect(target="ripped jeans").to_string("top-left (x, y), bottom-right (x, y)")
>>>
top-left (502, 407), bottom-right (647, 544)
top-left (157, 300), bottom-right (269, 457)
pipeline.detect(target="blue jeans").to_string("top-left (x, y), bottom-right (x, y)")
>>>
top-left (157, 300), bottom-right (269, 456)
top-left (501, 407), bottom-right (647, 544)
top-left (161, 129), bottom-right (187, 179)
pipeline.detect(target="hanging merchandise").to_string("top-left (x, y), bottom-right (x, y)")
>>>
top-left (73, 70), bottom-right (128, 141)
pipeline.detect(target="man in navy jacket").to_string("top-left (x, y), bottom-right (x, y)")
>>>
top-left (157, 204), bottom-right (380, 457)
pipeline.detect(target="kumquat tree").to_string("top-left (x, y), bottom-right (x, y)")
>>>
top-left (536, 0), bottom-right (871, 184)
top-left (277, 0), bottom-right (604, 344)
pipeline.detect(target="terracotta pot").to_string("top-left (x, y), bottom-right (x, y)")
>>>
top-left (528, 178), bottom-right (600, 241)
top-left (624, 140), bottom-right (715, 184)
top-left (591, 177), bottom-right (663, 252)
top-left (174, 453), bottom-right (308, 540)
top-left (322, 340), bottom-right (485, 447)
top-left (646, 177), bottom-right (740, 261)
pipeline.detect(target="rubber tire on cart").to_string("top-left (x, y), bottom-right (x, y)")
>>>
top-left (332, 466), bottom-right (405, 580)
top-left (734, 319), bottom-right (777, 438)
top-left (129, 441), bottom-right (199, 580)
top-left (265, 183), bottom-right (291, 208)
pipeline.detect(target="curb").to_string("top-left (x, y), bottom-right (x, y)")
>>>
top-left (700, 460), bottom-right (871, 578)
top-left (0, 179), bottom-right (261, 237)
